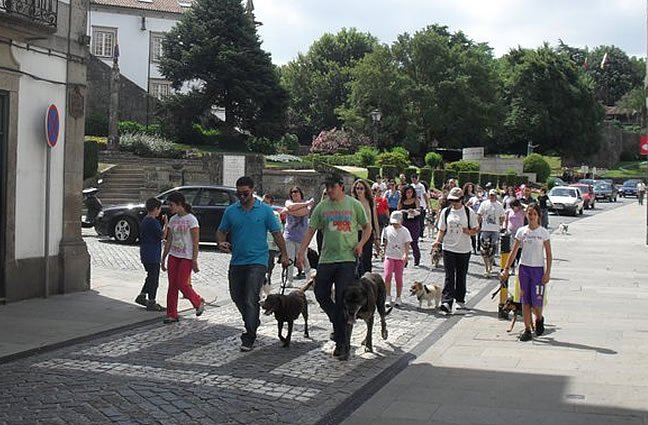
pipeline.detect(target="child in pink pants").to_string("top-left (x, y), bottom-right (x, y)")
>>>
top-left (381, 211), bottom-right (412, 307)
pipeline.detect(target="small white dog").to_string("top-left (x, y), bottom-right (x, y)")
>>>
top-left (558, 223), bottom-right (569, 234)
top-left (409, 281), bottom-right (442, 309)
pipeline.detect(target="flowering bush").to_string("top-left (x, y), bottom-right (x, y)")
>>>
top-left (310, 128), bottom-right (370, 154)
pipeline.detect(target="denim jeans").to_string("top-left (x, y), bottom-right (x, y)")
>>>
top-left (229, 264), bottom-right (267, 345)
top-left (314, 262), bottom-right (356, 347)
top-left (141, 262), bottom-right (160, 301)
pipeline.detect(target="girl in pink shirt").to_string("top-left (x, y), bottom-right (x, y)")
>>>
top-left (505, 199), bottom-right (525, 273)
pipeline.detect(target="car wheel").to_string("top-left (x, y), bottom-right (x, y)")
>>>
top-left (113, 217), bottom-right (138, 244)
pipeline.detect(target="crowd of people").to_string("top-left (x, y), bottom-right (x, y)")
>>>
top-left (133, 173), bottom-right (553, 359)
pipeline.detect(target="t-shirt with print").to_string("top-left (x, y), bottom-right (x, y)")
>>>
top-left (477, 200), bottom-right (505, 232)
top-left (515, 225), bottom-right (550, 267)
top-left (438, 206), bottom-right (478, 254)
top-left (168, 213), bottom-right (199, 260)
top-left (309, 195), bottom-right (368, 264)
top-left (381, 225), bottom-right (412, 260)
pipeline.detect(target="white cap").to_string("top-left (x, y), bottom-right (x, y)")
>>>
top-left (390, 211), bottom-right (403, 224)
top-left (447, 187), bottom-right (463, 200)
top-left (488, 189), bottom-right (497, 196)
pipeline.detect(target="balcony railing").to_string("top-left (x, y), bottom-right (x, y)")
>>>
top-left (1, 0), bottom-right (58, 29)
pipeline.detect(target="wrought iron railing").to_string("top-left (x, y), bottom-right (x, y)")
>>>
top-left (0, 0), bottom-right (58, 29)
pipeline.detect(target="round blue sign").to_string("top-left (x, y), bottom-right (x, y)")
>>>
top-left (46, 104), bottom-right (59, 148)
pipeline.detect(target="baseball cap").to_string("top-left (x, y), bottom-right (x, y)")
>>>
top-left (488, 189), bottom-right (497, 196)
top-left (447, 187), bottom-right (463, 200)
top-left (390, 211), bottom-right (403, 224)
top-left (322, 173), bottom-right (344, 186)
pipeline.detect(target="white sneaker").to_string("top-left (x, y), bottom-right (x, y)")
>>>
top-left (385, 295), bottom-right (392, 307)
top-left (440, 302), bottom-right (451, 315)
top-left (456, 302), bottom-right (468, 311)
top-left (394, 297), bottom-right (402, 306)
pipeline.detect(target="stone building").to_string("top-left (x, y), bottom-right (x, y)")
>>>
top-left (1, 0), bottom-right (90, 302)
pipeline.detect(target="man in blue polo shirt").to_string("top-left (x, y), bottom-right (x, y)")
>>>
top-left (216, 176), bottom-right (290, 351)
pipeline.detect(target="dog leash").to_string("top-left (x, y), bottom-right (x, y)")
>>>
top-left (280, 258), bottom-right (296, 295)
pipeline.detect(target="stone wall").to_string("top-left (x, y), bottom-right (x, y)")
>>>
top-left (575, 122), bottom-right (641, 168)
top-left (134, 153), bottom-right (265, 199)
top-left (263, 168), bottom-right (357, 204)
top-left (86, 55), bottom-right (158, 125)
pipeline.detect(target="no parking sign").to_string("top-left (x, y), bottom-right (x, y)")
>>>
top-left (45, 104), bottom-right (59, 148)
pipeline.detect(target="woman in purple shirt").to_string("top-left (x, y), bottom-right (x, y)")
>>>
top-left (283, 186), bottom-right (314, 286)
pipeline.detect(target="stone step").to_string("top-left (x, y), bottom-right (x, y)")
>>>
top-left (100, 180), bottom-right (143, 187)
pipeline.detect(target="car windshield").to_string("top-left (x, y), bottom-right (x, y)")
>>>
top-left (550, 188), bottom-right (577, 197)
top-left (595, 183), bottom-right (609, 190)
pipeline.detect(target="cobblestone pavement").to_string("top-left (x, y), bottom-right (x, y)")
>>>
top-left (3, 233), bottom-right (498, 425)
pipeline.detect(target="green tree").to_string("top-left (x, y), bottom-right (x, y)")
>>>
top-left (345, 25), bottom-right (505, 154)
top-left (523, 153), bottom-right (551, 183)
top-left (159, 0), bottom-right (287, 139)
top-left (280, 28), bottom-right (378, 142)
top-left (587, 46), bottom-right (643, 106)
top-left (500, 44), bottom-right (604, 158)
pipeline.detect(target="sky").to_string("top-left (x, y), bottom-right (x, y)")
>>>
top-left (252, 0), bottom-right (645, 65)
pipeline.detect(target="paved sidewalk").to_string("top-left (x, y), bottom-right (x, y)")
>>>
top-left (341, 202), bottom-right (648, 425)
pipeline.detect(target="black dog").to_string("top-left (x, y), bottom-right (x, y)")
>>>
top-left (342, 272), bottom-right (393, 354)
top-left (261, 290), bottom-right (309, 347)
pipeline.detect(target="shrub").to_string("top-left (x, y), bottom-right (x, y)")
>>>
top-left (192, 123), bottom-right (221, 145)
top-left (424, 151), bottom-right (443, 169)
top-left (382, 165), bottom-right (398, 180)
top-left (310, 128), bottom-right (370, 154)
top-left (480, 173), bottom-right (498, 187)
top-left (85, 112), bottom-right (108, 136)
top-left (377, 151), bottom-right (409, 174)
top-left (458, 172), bottom-right (480, 187)
top-left (118, 120), bottom-right (145, 135)
top-left (391, 146), bottom-right (410, 159)
top-left (83, 140), bottom-right (99, 179)
top-left (419, 166), bottom-right (433, 186)
top-left (277, 133), bottom-right (300, 154)
top-left (356, 146), bottom-right (379, 167)
top-left (445, 169), bottom-right (458, 182)
top-left (446, 160), bottom-right (480, 172)
top-left (433, 169), bottom-right (446, 188)
top-left (247, 137), bottom-right (278, 155)
top-left (120, 133), bottom-right (183, 158)
top-left (523, 153), bottom-right (551, 183)
top-left (405, 166), bottom-right (419, 179)
top-left (367, 165), bottom-right (380, 181)
top-left (546, 176), bottom-right (558, 190)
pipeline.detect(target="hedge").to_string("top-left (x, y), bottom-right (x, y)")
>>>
top-left (367, 165), bottom-right (380, 181)
top-left (419, 167), bottom-right (433, 186)
top-left (433, 169), bottom-right (446, 188)
top-left (405, 166), bottom-right (419, 179)
top-left (83, 140), bottom-right (99, 179)
top-left (382, 165), bottom-right (398, 180)
top-left (445, 169), bottom-right (458, 182)
top-left (458, 171), bottom-right (480, 187)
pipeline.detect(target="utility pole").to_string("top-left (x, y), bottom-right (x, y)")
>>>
top-left (107, 44), bottom-right (120, 151)
top-left (645, 0), bottom-right (648, 245)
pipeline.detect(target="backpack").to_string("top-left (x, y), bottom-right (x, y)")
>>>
top-left (444, 205), bottom-right (473, 230)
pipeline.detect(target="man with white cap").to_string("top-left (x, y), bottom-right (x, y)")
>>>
top-left (381, 210), bottom-right (412, 307)
top-left (477, 189), bottom-right (506, 256)
top-left (433, 187), bottom-right (480, 314)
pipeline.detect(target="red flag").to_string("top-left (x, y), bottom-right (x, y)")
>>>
top-left (640, 135), bottom-right (648, 156)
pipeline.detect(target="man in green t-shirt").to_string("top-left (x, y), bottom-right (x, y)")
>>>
top-left (297, 174), bottom-right (371, 361)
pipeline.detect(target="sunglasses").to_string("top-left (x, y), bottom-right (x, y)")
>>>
top-left (236, 191), bottom-right (252, 198)
top-left (355, 187), bottom-right (365, 191)
top-left (290, 190), bottom-right (300, 194)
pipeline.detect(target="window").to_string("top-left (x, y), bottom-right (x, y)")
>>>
top-left (92, 27), bottom-right (117, 58)
top-left (149, 79), bottom-right (172, 100)
top-left (150, 33), bottom-right (165, 63)
top-left (194, 189), bottom-right (232, 207)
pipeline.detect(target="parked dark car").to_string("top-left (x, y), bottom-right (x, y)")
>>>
top-left (593, 181), bottom-right (617, 202)
top-left (619, 179), bottom-right (640, 198)
top-left (94, 186), bottom-right (285, 244)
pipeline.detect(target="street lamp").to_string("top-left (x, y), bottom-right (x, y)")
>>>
top-left (527, 141), bottom-right (539, 156)
top-left (369, 109), bottom-right (382, 147)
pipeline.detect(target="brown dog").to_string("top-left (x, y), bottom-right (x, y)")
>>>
top-left (501, 297), bottom-right (534, 333)
top-left (409, 281), bottom-right (442, 309)
top-left (261, 290), bottom-right (309, 347)
top-left (430, 244), bottom-right (442, 268)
